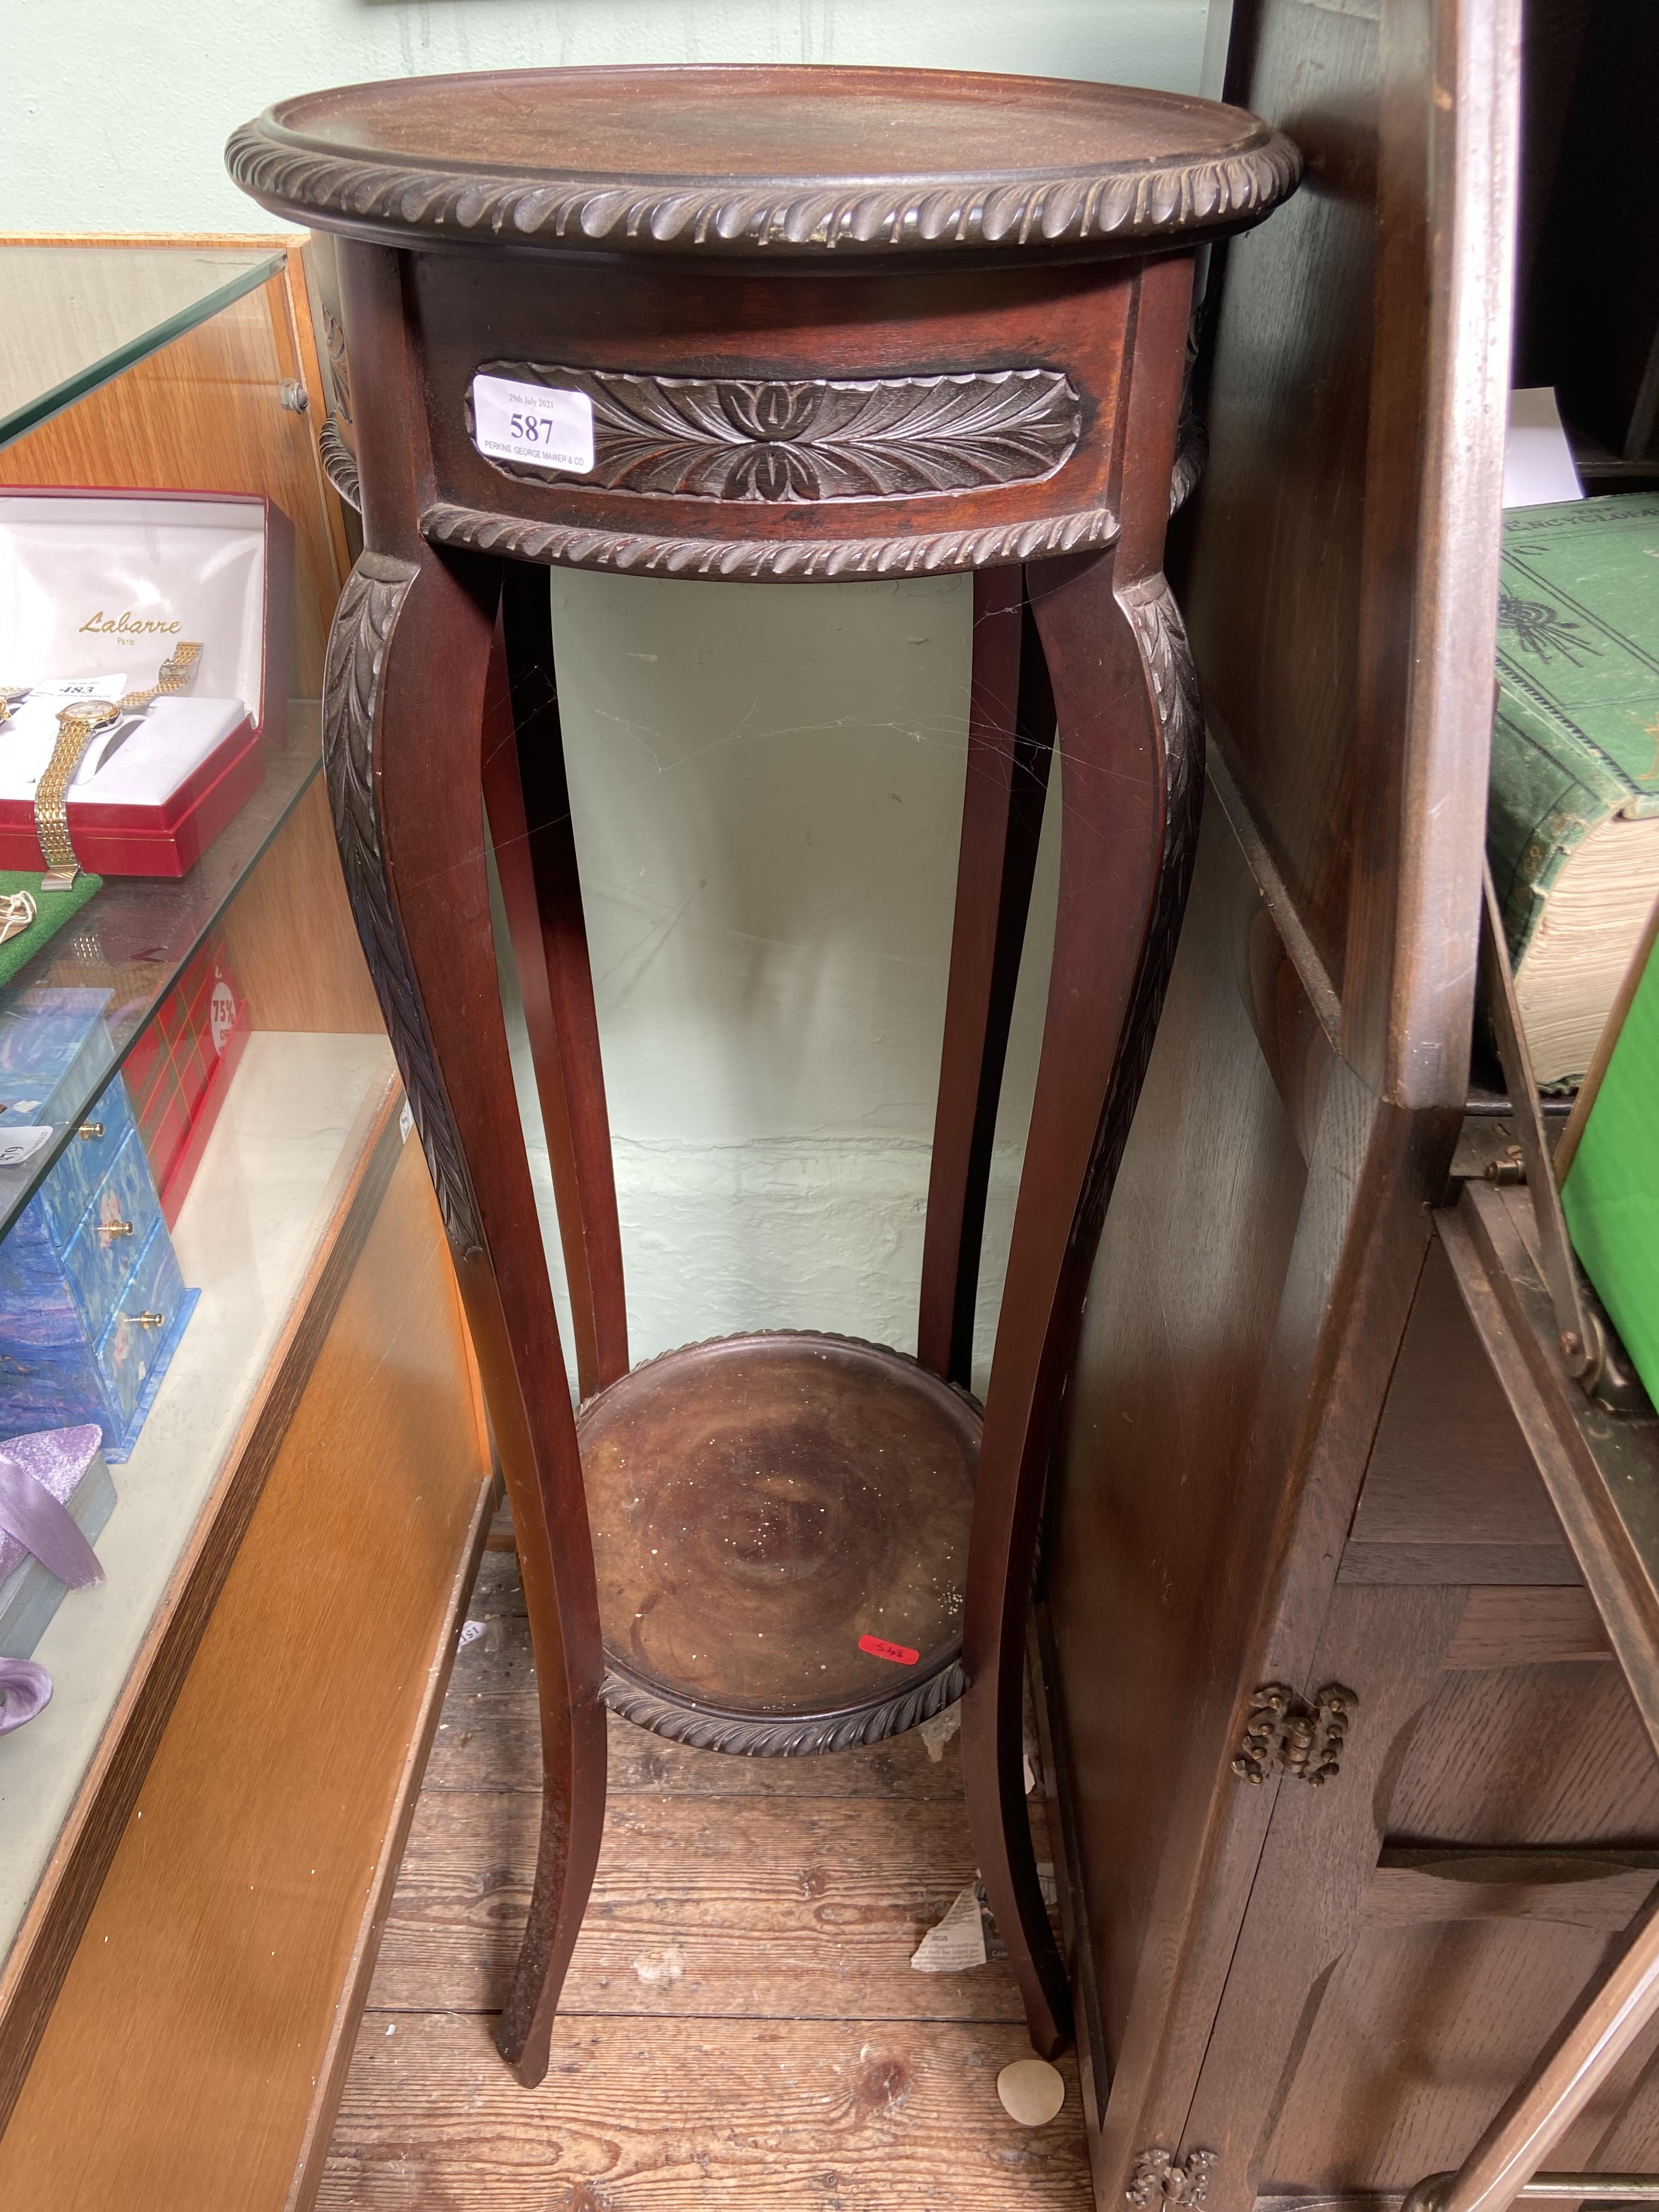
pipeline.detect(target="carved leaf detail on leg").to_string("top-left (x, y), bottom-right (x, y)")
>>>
top-left (323, 552), bottom-right (487, 1258)
top-left (1068, 574), bottom-right (1205, 1259)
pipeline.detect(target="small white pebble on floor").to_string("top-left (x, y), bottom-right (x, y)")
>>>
top-left (386, 2023), bottom-right (396, 2036)
top-left (997, 2059), bottom-right (1065, 2126)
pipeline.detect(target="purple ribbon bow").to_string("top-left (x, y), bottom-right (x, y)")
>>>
top-left (0, 1451), bottom-right (104, 1593)
top-left (0, 1426), bottom-right (105, 1737)
top-left (0, 1657), bottom-right (51, 1736)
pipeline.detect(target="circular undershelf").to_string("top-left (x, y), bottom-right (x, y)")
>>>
top-left (580, 1330), bottom-right (979, 1756)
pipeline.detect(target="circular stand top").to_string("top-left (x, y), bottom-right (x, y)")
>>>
top-left (580, 1330), bottom-right (978, 1755)
top-left (228, 64), bottom-right (1300, 261)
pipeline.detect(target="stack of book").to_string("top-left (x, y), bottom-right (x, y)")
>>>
top-left (1492, 489), bottom-right (1659, 1404)
top-left (1489, 492), bottom-right (1659, 1091)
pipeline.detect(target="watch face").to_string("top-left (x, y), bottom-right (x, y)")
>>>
top-left (58, 699), bottom-right (115, 728)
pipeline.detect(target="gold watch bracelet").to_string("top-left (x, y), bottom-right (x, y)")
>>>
top-left (36, 642), bottom-right (203, 889)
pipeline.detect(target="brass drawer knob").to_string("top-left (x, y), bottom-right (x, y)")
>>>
top-left (78, 1121), bottom-right (104, 1140)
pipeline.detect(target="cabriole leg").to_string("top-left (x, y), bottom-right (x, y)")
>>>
top-left (323, 543), bottom-right (608, 2087)
top-left (961, 254), bottom-right (1201, 2058)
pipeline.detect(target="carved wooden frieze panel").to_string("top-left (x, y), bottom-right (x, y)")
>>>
top-left (467, 363), bottom-right (1083, 503)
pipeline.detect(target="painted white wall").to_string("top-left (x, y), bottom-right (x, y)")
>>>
top-left (494, 569), bottom-right (1051, 1390)
top-left (7, 1), bottom-right (1215, 1391)
top-left (2, 3), bottom-right (1210, 236)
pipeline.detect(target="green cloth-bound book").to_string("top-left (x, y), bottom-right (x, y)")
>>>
top-left (1489, 493), bottom-right (1659, 1088)
top-left (1562, 923), bottom-right (1659, 1409)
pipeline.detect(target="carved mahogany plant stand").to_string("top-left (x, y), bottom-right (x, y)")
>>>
top-left (229, 65), bottom-right (1299, 2083)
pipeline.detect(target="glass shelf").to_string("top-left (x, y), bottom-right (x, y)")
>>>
top-left (0, 245), bottom-right (286, 452)
top-left (0, 704), bottom-right (324, 1245)
top-left (0, 1028), bottom-right (398, 1976)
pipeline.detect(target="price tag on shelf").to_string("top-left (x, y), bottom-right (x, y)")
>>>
top-left (25, 676), bottom-right (129, 705)
top-left (471, 375), bottom-right (595, 475)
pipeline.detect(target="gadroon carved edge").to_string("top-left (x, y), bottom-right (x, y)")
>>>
top-left (600, 1659), bottom-right (970, 1757)
top-left (421, 497), bottom-right (1120, 582)
top-left (226, 122), bottom-right (1302, 258)
top-left (320, 416), bottom-right (360, 510)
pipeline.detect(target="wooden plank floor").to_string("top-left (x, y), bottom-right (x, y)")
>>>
top-left (318, 1523), bottom-right (1093, 2211)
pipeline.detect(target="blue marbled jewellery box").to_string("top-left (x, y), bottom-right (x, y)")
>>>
top-left (0, 985), bottom-right (117, 1113)
top-left (0, 991), bottom-right (194, 1460)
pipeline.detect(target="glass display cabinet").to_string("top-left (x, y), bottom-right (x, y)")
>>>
top-left (0, 240), bottom-right (492, 2210)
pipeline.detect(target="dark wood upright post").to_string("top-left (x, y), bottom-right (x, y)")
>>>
top-left (483, 562), bottom-right (629, 1400)
top-left (326, 241), bottom-right (608, 2087)
top-left (962, 252), bottom-right (1201, 2056)
top-left (919, 567), bottom-right (1055, 1390)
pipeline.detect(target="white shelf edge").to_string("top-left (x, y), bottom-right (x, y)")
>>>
top-left (0, 1030), bottom-right (398, 1985)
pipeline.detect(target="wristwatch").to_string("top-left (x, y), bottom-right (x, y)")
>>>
top-left (36, 642), bottom-right (202, 889)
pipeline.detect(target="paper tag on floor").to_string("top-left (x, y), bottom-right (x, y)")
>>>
top-left (911, 1882), bottom-right (988, 1973)
top-left (913, 1861), bottom-right (1060, 1974)
top-left (919, 1703), bottom-right (961, 1762)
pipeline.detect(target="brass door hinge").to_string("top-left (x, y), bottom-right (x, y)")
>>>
top-left (1127, 2147), bottom-right (1217, 2208)
top-left (1232, 1682), bottom-right (1356, 1786)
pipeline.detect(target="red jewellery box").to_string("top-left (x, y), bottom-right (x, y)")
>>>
top-left (122, 930), bottom-right (250, 1223)
top-left (0, 489), bottom-right (294, 876)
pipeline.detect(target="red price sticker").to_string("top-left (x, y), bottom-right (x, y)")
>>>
top-left (859, 1633), bottom-right (919, 1667)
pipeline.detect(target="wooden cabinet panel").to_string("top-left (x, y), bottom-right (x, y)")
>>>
top-left (1389, 1661), bottom-right (1659, 1847)
top-left (1180, 0), bottom-right (1379, 994)
top-left (1344, 1240), bottom-right (1578, 1587)
top-left (1047, 804), bottom-right (1311, 2087)
top-left (1179, 1585), bottom-right (1467, 2212)
top-left (1196, 1633), bottom-right (1659, 2205)
top-left (1445, 1587), bottom-right (1610, 1669)
top-left (1263, 1912), bottom-right (1659, 2191)
top-left (1364, 1852), bottom-right (1659, 1929)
